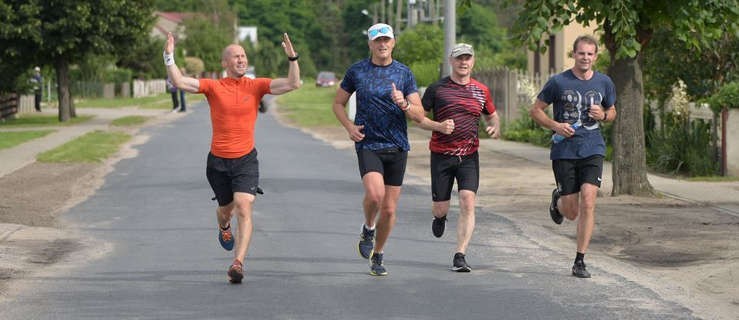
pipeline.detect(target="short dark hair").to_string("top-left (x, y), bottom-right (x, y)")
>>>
top-left (572, 35), bottom-right (599, 54)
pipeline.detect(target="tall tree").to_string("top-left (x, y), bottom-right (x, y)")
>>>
top-left (510, 0), bottom-right (739, 196)
top-left (0, 0), bottom-right (154, 122)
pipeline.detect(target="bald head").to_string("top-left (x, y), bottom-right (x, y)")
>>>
top-left (222, 44), bottom-right (246, 61)
top-left (221, 44), bottom-right (248, 78)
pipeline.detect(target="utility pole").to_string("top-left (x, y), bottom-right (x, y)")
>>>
top-left (441, 0), bottom-right (455, 78)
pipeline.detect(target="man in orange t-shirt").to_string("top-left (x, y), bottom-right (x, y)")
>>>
top-left (164, 32), bottom-right (301, 284)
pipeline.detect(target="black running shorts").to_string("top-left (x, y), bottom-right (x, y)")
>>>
top-left (552, 155), bottom-right (603, 195)
top-left (357, 147), bottom-right (408, 187)
top-left (430, 151), bottom-right (480, 202)
top-left (206, 149), bottom-right (259, 206)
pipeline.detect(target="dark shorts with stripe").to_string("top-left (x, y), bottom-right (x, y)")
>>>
top-left (552, 155), bottom-right (603, 196)
top-left (357, 147), bottom-right (408, 187)
top-left (206, 149), bottom-right (259, 206)
top-left (430, 151), bottom-right (480, 202)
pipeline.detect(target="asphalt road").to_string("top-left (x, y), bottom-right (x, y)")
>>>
top-left (0, 101), bottom-right (696, 319)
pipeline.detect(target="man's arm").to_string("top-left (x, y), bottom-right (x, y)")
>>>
top-left (164, 33), bottom-right (200, 93)
top-left (332, 88), bottom-right (364, 142)
top-left (270, 33), bottom-right (302, 95)
top-left (530, 99), bottom-right (575, 138)
top-left (483, 111), bottom-right (500, 139)
top-left (390, 86), bottom-right (452, 134)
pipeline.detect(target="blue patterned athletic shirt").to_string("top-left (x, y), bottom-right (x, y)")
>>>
top-left (340, 58), bottom-right (418, 152)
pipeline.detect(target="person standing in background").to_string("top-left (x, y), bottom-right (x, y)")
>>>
top-left (31, 67), bottom-right (42, 112)
top-left (166, 76), bottom-right (179, 112)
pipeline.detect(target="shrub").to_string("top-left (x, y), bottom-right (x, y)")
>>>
top-left (707, 81), bottom-right (739, 112)
top-left (646, 111), bottom-right (717, 176)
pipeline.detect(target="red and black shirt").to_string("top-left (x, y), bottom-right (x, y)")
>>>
top-left (421, 76), bottom-right (495, 156)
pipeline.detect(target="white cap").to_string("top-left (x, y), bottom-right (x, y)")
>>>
top-left (367, 23), bottom-right (394, 41)
top-left (34, 66), bottom-right (40, 72)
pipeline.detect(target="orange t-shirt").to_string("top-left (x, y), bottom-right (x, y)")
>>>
top-left (198, 77), bottom-right (272, 158)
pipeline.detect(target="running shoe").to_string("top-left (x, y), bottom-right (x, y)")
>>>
top-left (218, 224), bottom-right (234, 251)
top-left (549, 188), bottom-right (564, 225)
top-left (572, 261), bottom-right (591, 278)
top-left (432, 215), bottom-right (447, 238)
top-left (228, 259), bottom-right (244, 283)
top-left (451, 252), bottom-right (471, 272)
top-left (358, 225), bottom-right (375, 259)
top-left (370, 252), bottom-right (387, 276)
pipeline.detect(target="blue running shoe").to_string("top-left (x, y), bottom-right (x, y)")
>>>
top-left (358, 225), bottom-right (375, 259)
top-left (370, 252), bottom-right (387, 276)
top-left (218, 224), bottom-right (234, 251)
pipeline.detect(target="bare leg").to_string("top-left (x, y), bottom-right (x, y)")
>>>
top-left (456, 190), bottom-right (476, 254)
top-left (232, 192), bottom-right (255, 263)
top-left (558, 192), bottom-right (580, 221)
top-left (432, 201), bottom-right (449, 219)
top-left (374, 185), bottom-right (400, 253)
top-left (576, 183), bottom-right (598, 254)
top-left (361, 172), bottom-right (385, 229)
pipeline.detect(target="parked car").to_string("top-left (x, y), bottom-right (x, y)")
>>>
top-left (316, 71), bottom-right (337, 87)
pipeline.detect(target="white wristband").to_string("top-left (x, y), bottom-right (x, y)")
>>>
top-left (163, 52), bottom-right (175, 66)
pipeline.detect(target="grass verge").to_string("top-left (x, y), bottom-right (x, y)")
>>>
top-left (276, 80), bottom-right (340, 127)
top-left (0, 130), bottom-right (55, 150)
top-left (0, 115), bottom-right (93, 127)
top-left (37, 130), bottom-right (131, 163)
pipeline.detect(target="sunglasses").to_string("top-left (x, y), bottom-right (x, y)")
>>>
top-left (369, 27), bottom-right (391, 38)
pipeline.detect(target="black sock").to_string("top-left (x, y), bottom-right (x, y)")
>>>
top-left (575, 252), bottom-right (585, 264)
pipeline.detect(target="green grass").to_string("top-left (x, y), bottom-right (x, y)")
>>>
top-left (0, 130), bottom-right (55, 150)
top-left (37, 130), bottom-right (131, 163)
top-left (111, 115), bottom-right (149, 127)
top-left (0, 115), bottom-right (93, 127)
top-left (75, 92), bottom-right (207, 109)
top-left (75, 93), bottom-right (172, 109)
top-left (276, 79), bottom-right (340, 127)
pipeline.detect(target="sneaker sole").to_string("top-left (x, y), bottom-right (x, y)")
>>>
top-left (572, 271), bottom-right (591, 278)
top-left (369, 270), bottom-right (388, 276)
top-left (450, 266), bottom-right (471, 272)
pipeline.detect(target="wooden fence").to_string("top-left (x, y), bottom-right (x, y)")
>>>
top-left (474, 68), bottom-right (554, 124)
top-left (0, 93), bottom-right (19, 120)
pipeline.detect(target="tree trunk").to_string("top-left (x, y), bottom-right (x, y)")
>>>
top-left (608, 56), bottom-right (655, 196)
top-left (55, 59), bottom-right (72, 122)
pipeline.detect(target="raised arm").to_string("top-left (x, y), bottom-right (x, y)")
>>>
top-left (269, 33), bottom-right (302, 95)
top-left (164, 33), bottom-right (200, 93)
